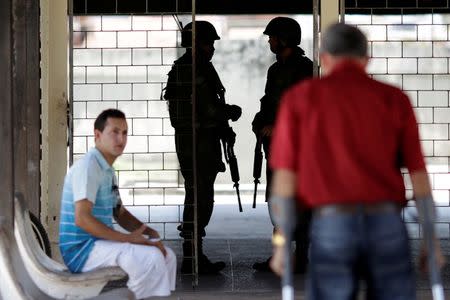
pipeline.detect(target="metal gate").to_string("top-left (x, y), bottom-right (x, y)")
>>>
top-left (65, 0), bottom-right (450, 283)
top-left (68, 1), bottom-right (322, 283)
top-left (68, 0), bottom-right (199, 281)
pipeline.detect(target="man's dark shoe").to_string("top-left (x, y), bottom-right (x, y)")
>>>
top-left (252, 257), bottom-right (272, 272)
top-left (199, 255), bottom-right (225, 274)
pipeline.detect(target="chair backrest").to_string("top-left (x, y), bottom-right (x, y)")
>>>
top-left (0, 221), bottom-right (33, 300)
top-left (14, 194), bottom-right (67, 273)
top-left (23, 211), bottom-right (67, 271)
top-left (13, 193), bottom-right (126, 299)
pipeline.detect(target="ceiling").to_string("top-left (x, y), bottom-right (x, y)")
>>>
top-left (73, 0), bottom-right (449, 15)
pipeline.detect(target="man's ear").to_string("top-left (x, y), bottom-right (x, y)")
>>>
top-left (319, 52), bottom-right (331, 75)
top-left (94, 129), bottom-right (101, 140)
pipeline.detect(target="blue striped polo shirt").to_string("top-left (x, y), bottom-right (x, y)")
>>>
top-left (59, 147), bottom-right (119, 273)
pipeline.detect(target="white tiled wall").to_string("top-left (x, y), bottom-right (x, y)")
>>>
top-left (72, 10), bottom-right (450, 239)
top-left (72, 15), bottom-right (184, 238)
top-left (348, 9), bottom-right (450, 238)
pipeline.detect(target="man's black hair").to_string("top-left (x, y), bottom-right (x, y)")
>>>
top-left (321, 23), bottom-right (368, 58)
top-left (94, 109), bottom-right (126, 132)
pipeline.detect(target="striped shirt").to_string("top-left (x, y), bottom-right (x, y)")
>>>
top-left (59, 147), bottom-right (119, 273)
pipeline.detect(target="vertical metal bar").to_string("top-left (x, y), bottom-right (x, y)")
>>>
top-left (340, 0), bottom-right (345, 23)
top-left (28, 0), bottom-right (41, 216)
top-left (191, 0), bottom-right (198, 287)
top-left (0, 0), bottom-right (14, 229)
top-left (68, 0), bottom-right (74, 166)
top-left (12, 0), bottom-right (41, 215)
top-left (313, 0), bottom-right (320, 77)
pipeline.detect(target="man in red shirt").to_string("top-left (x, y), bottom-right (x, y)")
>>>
top-left (269, 23), bottom-right (444, 299)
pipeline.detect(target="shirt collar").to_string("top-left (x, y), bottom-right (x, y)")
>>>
top-left (329, 59), bottom-right (367, 76)
top-left (90, 147), bottom-right (114, 172)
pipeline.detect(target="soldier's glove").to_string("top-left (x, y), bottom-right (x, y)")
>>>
top-left (252, 112), bottom-right (263, 134)
top-left (227, 105), bottom-right (242, 122)
top-left (221, 126), bottom-right (236, 147)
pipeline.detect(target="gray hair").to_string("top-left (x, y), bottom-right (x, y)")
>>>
top-left (320, 23), bottom-right (368, 57)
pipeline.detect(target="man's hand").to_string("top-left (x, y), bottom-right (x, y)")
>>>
top-left (128, 225), bottom-right (167, 256)
top-left (127, 224), bottom-right (152, 245)
top-left (227, 105), bottom-right (242, 122)
top-left (145, 227), bottom-right (160, 239)
top-left (270, 244), bottom-right (284, 276)
top-left (419, 238), bottom-right (446, 273)
top-left (147, 240), bottom-right (167, 257)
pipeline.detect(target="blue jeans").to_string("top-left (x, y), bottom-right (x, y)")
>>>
top-left (307, 208), bottom-right (416, 300)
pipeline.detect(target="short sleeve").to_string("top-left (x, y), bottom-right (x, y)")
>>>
top-left (71, 160), bottom-right (102, 204)
top-left (269, 87), bottom-right (301, 171)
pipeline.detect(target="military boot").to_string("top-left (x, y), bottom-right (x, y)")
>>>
top-left (180, 240), bottom-right (226, 274)
top-left (198, 240), bottom-right (226, 274)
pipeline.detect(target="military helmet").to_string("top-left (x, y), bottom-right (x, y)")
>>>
top-left (263, 17), bottom-right (301, 47)
top-left (181, 21), bottom-right (220, 47)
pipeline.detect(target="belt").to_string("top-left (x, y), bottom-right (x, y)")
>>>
top-left (314, 202), bottom-right (400, 217)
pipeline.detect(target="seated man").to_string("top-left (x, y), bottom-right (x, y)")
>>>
top-left (59, 109), bottom-right (176, 299)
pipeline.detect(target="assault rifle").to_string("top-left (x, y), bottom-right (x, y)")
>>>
top-left (222, 131), bottom-right (243, 212)
top-left (252, 135), bottom-right (263, 208)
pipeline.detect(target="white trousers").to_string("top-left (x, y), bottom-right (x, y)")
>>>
top-left (81, 240), bottom-right (177, 299)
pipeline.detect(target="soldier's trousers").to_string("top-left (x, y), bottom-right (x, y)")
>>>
top-left (180, 168), bottom-right (218, 238)
top-left (174, 131), bottom-right (222, 241)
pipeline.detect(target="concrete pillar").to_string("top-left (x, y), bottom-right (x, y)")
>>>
top-left (321, 0), bottom-right (341, 32)
top-left (316, 0), bottom-right (342, 76)
top-left (40, 0), bottom-right (68, 244)
top-left (0, 0), bottom-right (14, 229)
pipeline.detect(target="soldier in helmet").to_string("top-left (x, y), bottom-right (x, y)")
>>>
top-left (164, 21), bottom-right (242, 274)
top-left (252, 17), bottom-right (313, 273)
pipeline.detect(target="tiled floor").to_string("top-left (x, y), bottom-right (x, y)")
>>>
top-left (98, 203), bottom-right (450, 299)
top-left (103, 238), bottom-right (450, 299)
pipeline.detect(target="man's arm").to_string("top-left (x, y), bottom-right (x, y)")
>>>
top-left (410, 170), bottom-right (446, 271)
top-left (269, 169), bottom-right (297, 276)
top-left (410, 170), bottom-right (432, 198)
top-left (272, 169), bottom-right (296, 197)
top-left (114, 205), bottom-right (159, 239)
top-left (75, 200), bottom-right (129, 242)
top-left (75, 200), bottom-right (163, 253)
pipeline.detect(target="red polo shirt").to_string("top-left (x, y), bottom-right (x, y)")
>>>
top-left (270, 60), bottom-right (426, 208)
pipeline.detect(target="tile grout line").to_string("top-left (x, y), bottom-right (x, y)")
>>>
top-left (227, 239), bottom-right (234, 292)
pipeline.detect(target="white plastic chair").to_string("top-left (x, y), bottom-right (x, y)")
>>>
top-left (0, 220), bottom-right (33, 300)
top-left (14, 195), bottom-right (126, 299)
